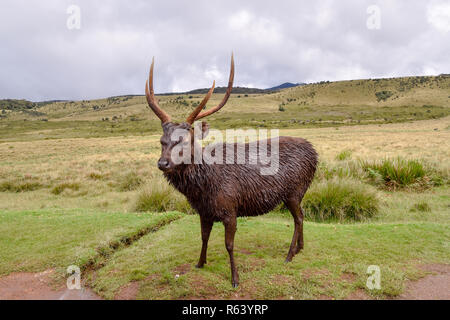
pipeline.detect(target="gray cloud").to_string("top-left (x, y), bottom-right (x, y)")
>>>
top-left (0, 0), bottom-right (449, 101)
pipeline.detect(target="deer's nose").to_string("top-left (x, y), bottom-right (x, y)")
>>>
top-left (158, 158), bottom-right (170, 170)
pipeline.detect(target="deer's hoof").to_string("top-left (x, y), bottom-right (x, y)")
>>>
top-left (232, 282), bottom-right (239, 288)
top-left (195, 263), bottom-right (205, 269)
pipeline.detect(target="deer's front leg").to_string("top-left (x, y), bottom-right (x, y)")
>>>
top-left (223, 216), bottom-right (239, 288)
top-left (196, 217), bottom-right (213, 268)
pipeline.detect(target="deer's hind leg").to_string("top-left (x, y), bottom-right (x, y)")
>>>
top-left (284, 195), bottom-right (304, 262)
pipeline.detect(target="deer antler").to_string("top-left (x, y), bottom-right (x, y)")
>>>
top-left (146, 54), bottom-right (234, 124)
top-left (145, 57), bottom-right (171, 123)
top-left (193, 53), bottom-right (234, 121)
top-left (185, 80), bottom-right (215, 124)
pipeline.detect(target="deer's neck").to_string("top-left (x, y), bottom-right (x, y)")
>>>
top-left (164, 162), bottom-right (212, 197)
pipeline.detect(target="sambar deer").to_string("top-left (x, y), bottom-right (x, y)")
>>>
top-left (145, 54), bottom-right (317, 287)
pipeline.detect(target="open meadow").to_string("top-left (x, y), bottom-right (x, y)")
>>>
top-left (0, 76), bottom-right (449, 299)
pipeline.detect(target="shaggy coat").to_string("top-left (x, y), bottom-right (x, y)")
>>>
top-left (144, 54), bottom-right (318, 287)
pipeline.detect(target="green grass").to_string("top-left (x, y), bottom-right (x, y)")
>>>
top-left (335, 150), bottom-right (352, 161)
top-left (133, 177), bottom-right (195, 214)
top-left (0, 77), bottom-right (448, 299)
top-left (361, 158), bottom-right (428, 189)
top-left (0, 209), bottom-right (183, 276)
top-left (302, 179), bottom-right (379, 222)
top-left (90, 214), bottom-right (450, 299)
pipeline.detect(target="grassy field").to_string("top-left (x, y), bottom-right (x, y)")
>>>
top-left (0, 75), bottom-right (449, 299)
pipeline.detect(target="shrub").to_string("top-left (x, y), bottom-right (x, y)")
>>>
top-left (133, 178), bottom-right (195, 214)
top-left (360, 158), bottom-right (426, 189)
top-left (51, 182), bottom-right (80, 195)
top-left (118, 171), bottom-right (144, 191)
top-left (303, 179), bottom-right (379, 222)
top-left (375, 91), bottom-right (394, 102)
top-left (336, 150), bottom-right (352, 161)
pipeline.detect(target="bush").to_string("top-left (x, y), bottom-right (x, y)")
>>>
top-left (133, 178), bottom-right (195, 214)
top-left (303, 179), bottom-right (379, 222)
top-left (360, 158), bottom-right (426, 189)
top-left (51, 182), bottom-right (80, 195)
top-left (118, 171), bottom-right (144, 191)
top-left (375, 91), bottom-right (394, 102)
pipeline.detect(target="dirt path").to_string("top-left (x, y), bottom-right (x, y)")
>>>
top-left (0, 270), bottom-right (101, 300)
top-left (1, 264), bottom-right (448, 300)
top-left (397, 264), bottom-right (450, 300)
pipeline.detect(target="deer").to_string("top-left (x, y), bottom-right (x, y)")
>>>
top-left (144, 54), bottom-right (318, 287)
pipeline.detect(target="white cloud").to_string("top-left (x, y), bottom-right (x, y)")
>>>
top-left (0, 0), bottom-right (448, 100)
top-left (228, 10), bottom-right (282, 46)
top-left (427, 0), bottom-right (450, 33)
top-left (423, 66), bottom-right (438, 76)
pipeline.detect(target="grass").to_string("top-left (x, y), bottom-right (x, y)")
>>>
top-left (0, 79), bottom-right (449, 299)
top-left (1, 75), bottom-right (449, 142)
top-left (51, 182), bottom-right (80, 195)
top-left (133, 176), bottom-right (195, 214)
top-left (0, 179), bottom-right (44, 192)
top-left (90, 214), bottom-right (450, 299)
top-left (0, 209), bottom-right (183, 276)
top-left (117, 171), bottom-right (144, 191)
top-left (302, 179), bottom-right (379, 222)
top-left (411, 202), bottom-right (431, 213)
top-left (361, 158), bottom-right (428, 189)
top-left (335, 150), bottom-right (352, 161)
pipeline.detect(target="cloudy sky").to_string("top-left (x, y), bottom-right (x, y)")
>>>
top-left (0, 0), bottom-right (449, 101)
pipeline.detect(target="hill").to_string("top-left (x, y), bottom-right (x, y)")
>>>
top-left (278, 75), bottom-right (450, 108)
top-left (183, 86), bottom-right (268, 95)
top-left (266, 82), bottom-right (305, 91)
top-left (0, 74), bottom-right (448, 140)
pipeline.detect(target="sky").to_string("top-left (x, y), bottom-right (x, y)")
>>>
top-left (0, 0), bottom-right (449, 101)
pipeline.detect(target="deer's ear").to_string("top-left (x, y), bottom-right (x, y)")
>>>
top-left (200, 121), bottom-right (210, 139)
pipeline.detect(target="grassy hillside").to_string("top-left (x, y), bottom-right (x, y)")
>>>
top-left (1, 75), bottom-right (448, 141)
top-left (280, 75), bottom-right (450, 107)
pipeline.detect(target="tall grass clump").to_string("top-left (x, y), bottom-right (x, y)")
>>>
top-left (118, 171), bottom-right (144, 191)
top-left (51, 182), bottom-right (80, 195)
top-left (335, 149), bottom-right (352, 161)
top-left (303, 179), bottom-right (379, 222)
top-left (360, 158), bottom-right (427, 189)
top-left (410, 201), bottom-right (431, 213)
top-left (0, 179), bottom-right (43, 192)
top-left (133, 177), bottom-right (195, 214)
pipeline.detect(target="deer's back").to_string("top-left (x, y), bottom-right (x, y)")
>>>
top-left (173, 136), bottom-right (318, 220)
